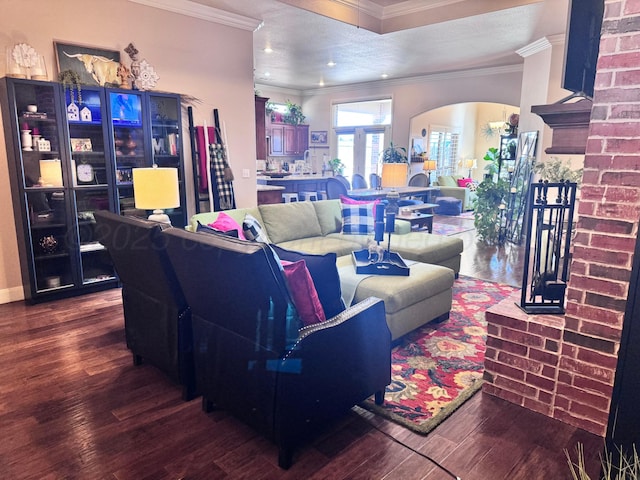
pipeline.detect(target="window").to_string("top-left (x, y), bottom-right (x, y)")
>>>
top-left (333, 99), bottom-right (392, 182)
top-left (427, 126), bottom-right (460, 175)
top-left (334, 99), bottom-right (391, 127)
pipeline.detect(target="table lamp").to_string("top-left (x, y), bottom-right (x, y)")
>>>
top-left (39, 159), bottom-right (64, 187)
top-left (381, 162), bottom-right (408, 215)
top-left (465, 158), bottom-right (476, 178)
top-left (132, 165), bottom-right (179, 224)
top-left (422, 159), bottom-right (437, 186)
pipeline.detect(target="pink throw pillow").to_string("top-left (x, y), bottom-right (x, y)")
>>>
top-left (457, 178), bottom-right (473, 188)
top-left (208, 212), bottom-right (246, 240)
top-left (281, 259), bottom-right (326, 326)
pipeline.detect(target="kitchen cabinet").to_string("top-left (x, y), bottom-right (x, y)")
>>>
top-left (269, 123), bottom-right (308, 157)
top-left (1, 77), bottom-right (187, 302)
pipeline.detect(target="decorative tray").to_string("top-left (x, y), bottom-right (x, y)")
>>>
top-left (352, 249), bottom-right (409, 276)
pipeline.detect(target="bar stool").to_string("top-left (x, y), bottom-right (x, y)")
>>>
top-left (282, 193), bottom-right (299, 203)
top-left (299, 191), bottom-right (318, 201)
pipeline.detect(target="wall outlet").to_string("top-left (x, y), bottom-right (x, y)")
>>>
top-left (242, 168), bottom-right (250, 178)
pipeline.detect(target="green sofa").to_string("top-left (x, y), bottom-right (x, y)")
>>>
top-left (187, 200), bottom-right (463, 273)
top-left (188, 200), bottom-right (462, 340)
top-left (433, 175), bottom-right (477, 211)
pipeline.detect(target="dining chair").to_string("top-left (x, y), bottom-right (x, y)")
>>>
top-left (369, 173), bottom-right (381, 189)
top-left (351, 173), bottom-right (368, 189)
top-left (335, 174), bottom-right (351, 190)
top-left (326, 177), bottom-right (349, 199)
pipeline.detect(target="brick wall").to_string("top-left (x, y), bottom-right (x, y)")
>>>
top-left (484, 0), bottom-right (640, 436)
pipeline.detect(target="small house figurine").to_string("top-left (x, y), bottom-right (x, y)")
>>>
top-left (67, 102), bottom-right (79, 121)
top-left (80, 106), bottom-right (92, 122)
top-left (36, 138), bottom-right (51, 152)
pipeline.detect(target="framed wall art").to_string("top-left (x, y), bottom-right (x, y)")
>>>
top-left (54, 42), bottom-right (121, 86)
top-left (310, 131), bottom-right (327, 144)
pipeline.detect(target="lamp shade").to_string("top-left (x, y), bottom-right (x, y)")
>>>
top-left (39, 159), bottom-right (63, 187)
top-left (381, 163), bottom-right (408, 188)
top-left (465, 159), bottom-right (476, 169)
top-left (423, 159), bottom-right (437, 172)
top-left (132, 167), bottom-right (179, 210)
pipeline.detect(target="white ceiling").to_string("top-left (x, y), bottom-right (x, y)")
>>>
top-left (189, 0), bottom-right (570, 91)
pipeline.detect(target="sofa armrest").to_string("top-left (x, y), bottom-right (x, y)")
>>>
top-left (277, 296), bottom-right (390, 402)
top-left (436, 186), bottom-right (469, 206)
top-left (273, 297), bottom-right (390, 457)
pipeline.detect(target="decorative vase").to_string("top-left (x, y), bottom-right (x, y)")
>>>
top-left (39, 235), bottom-right (58, 254)
top-left (21, 129), bottom-right (32, 151)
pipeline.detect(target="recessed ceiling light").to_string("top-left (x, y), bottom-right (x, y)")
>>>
top-left (319, 80), bottom-right (325, 86)
top-left (381, 73), bottom-right (389, 79)
top-left (327, 61), bottom-right (336, 67)
top-left (264, 47), bottom-right (273, 53)
top-left (264, 72), bottom-right (271, 77)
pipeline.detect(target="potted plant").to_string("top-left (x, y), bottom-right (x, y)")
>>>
top-left (381, 141), bottom-right (408, 163)
top-left (58, 69), bottom-right (82, 105)
top-left (284, 100), bottom-right (305, 125)
top-left (328, 158), bottom-right (345, 176)
top-left (534, 157), bottom-right (583, 185)
top-left (473, 147), bottom-right (509, 245)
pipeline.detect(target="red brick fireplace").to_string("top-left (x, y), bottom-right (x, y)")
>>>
top-left (483, 0), bottom-right (640, 437)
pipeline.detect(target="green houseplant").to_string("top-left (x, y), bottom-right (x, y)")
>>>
top-left (534, 157), bottom-right (583, 185)
top-left (473, 147), bottom-right (509, 245)
top-left (381, 141), bottom-right (408, 163)
top-left (284, 100), bottom-right (305, 125)
top-left (328, 158), bottom-right (345, 176)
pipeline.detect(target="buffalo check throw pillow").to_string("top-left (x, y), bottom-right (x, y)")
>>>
top-left (341, 202), bottom-right (375, 235)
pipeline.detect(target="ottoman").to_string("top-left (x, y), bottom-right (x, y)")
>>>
top-left (435, 196), bottom-right (463, 215)
top-left (336, 255), bottom-right (455, 340)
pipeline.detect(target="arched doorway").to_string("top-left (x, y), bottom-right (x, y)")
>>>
top-left (409, 102), bottom-right (520, 182)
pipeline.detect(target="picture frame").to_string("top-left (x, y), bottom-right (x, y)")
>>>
top-left (54, 41), bottom-right (121, 86)
top-left (310, 131), bottom-right (328, 144)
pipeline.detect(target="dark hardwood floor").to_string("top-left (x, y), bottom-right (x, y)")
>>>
top-left (0, 217), bottom-right (603, 479)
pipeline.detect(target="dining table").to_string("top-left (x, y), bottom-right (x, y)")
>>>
top-left (347, 186), bottom-right (440, 201)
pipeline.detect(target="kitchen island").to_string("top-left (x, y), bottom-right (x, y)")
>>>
top-left (257, 174), bottom-right (332, 195)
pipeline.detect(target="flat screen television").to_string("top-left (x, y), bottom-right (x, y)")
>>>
top-left (562, 0), bottom-right (604, 98)
top-left (110, 92), bottom-right (142, 126)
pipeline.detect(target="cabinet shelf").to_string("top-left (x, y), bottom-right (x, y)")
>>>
top-left (68, 120), bottom-right (102, 126)
top-left (31, 222), bottom-right (66, 229)
top-left (34, 252), bottom-right (70, 261)
top-left (72, 151), bottom-right (105, 157)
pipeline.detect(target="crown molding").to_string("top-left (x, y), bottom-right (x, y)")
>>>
top-left (298, 64), bottom-right (523, 96)
top-left (382, 0), bottom-right (466, 20)
top-left (516, 37), bottom-right (553, 58)
top-left (255, 83), bottom-right (304, 98)
top-left (333, 0), bottom-right (466, 20)
top-left (128, 0), bottom-right (262, 31)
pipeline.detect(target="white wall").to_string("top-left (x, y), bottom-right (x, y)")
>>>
top-left (299, 67), bottom-right (523, 169)
top-left (0, 0), bottom-right (256, 301)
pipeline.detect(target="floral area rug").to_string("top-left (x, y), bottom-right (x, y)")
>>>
top-left (361, 276), bottom-right (518, 434)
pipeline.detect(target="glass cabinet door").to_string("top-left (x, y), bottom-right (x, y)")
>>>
top-left (64, 86), bottom-right (116, 286)
top-left (107, 89), bottom-right (147, 217)
top-left (148, 93), bottom-right (185, 226)
top-left (15, 81), bottom-right (75, 294)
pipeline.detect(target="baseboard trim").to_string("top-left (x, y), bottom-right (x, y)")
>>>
top-left (0, 286), bottom-right (25, 304)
